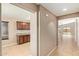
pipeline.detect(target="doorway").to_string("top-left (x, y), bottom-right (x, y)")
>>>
top-left (54, 17), bottom-right (79, 56)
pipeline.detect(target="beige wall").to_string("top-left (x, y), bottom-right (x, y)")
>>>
top-left (38, 5), bottom-right (57, 56)
top-left (58, 12), bottom-right (79, 20)
top-left (2, 17), bottom-right (17, 47)
top-left (77, 17), bottom-right (79, 46)
top-left (0, 4), bottom-right (1, 55)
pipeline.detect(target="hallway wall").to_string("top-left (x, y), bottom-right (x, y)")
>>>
top-left (38, 5), bottom-right (57, 56)
top-left (0, 3), bottom-right (1, 56)
top-left (76, 17), bottom-right (79, 47)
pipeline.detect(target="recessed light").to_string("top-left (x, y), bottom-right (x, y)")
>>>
top-left (46, 14), bottom-right (48, 16)
top-left (63, 8), bottom-right (67, 11)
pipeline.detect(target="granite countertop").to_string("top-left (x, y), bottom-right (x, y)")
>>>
top-left (16, 30), bottom-right (30, 35)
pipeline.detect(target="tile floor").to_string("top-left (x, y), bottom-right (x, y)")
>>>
top-left (2, 42), bottom-right (32, 56)
top-left (51, 34), bottom-right (79, 56)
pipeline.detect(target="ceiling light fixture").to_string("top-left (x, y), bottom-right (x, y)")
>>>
top-left (63, 8), bottom-right (67, 11)
top-left (46, 14), bottom-right (48, 16)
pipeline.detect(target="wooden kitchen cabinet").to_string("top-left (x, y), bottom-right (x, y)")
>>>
top-left (18, 36), bottom-right (24, 44)
top-left (17, 21), bottom-right (30, 30)
top-left (27, 35), bottom-right (30, 42)
top-left (17, 35), bottom-right (30, 44)
top-left (23, 36), bottom-right (28, 43)
top-left (17, 22), bottom-right (22, 30)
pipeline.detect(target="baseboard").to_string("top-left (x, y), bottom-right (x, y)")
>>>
top-left (2, 43), bottom-right (17, 48)
top-left (47, 47), bottom-right (57, 56)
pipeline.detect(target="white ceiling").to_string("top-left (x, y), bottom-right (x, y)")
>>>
top-left (41, 3), bottom-right (79, 16)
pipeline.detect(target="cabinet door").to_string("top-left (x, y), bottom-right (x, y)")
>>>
top-left (17, 22), bottom-right (20, 30)
top-left (17, 22), bottom-right (23, 30)
top-left (22, 23), bottom-right (30, 30)
top-left (26, 23), bottom-right (30, 30)
top-left (17, 21), bottom-right (30, 30)
top-left (23, 36), bottom-right (28, 43)
top-left (22, 23), bottom-right (26, 30)
top-left (19, 36), bottom-right (24, 44)
top-left (27, 35), bottom-right (30, 42)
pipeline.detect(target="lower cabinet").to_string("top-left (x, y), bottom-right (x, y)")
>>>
top-left (18, 36), bottom-right (24, 44)
top-left (23, 36), bottom-right (28, 43)
top-left (17, 35), bottom-right (30, 44)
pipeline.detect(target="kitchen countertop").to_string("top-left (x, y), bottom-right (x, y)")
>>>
top-left (16, 30), bottom-right (30, 35)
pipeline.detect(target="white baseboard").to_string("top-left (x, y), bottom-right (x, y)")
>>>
top-left (47, 47), bottom-right (57, 56)
top-left (2, 43), bottom-right (17, 48)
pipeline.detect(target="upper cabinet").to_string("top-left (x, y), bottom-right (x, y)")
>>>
top-left (17, 21), bottom-right (30, 30)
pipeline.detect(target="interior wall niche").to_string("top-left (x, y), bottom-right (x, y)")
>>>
top-left (1, 21), bottom-right (8, 40)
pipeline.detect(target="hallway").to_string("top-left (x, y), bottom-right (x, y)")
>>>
top-left (38, 3), bottom-right (79, 56)
top-left (1, 3), bottom-right (79, 56)
top-left (51, 34), bottom-right (79, 56)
